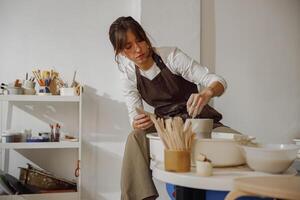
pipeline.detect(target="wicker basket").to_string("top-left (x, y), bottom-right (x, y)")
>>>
top-left (19, 164), bottom-right (76, 191)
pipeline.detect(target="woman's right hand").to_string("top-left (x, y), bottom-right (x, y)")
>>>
top-left (133, 114), bottom-right (153, 130)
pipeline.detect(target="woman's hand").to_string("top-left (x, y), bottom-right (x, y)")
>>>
top-left (132, 114), bottom-right (153, 130)
top-left (187, 88), bottom-right (214, 118)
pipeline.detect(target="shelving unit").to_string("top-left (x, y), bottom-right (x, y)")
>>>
top-left (0, 91), bottom-right (82, 199)
top-left (0, 141), bottom-right (80, 149)
top-left (0, 95), bottom-right (80, 102)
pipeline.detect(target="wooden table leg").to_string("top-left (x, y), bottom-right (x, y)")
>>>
top-left (175, 186), bottom-right (206, 200)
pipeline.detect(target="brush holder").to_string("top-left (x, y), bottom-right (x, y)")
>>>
top-left (37, 86), bottom-right (51, 96)
top-left (164, 149), bottom-right (191, 172)
top-left (23, 80), bottom-right (36, 89)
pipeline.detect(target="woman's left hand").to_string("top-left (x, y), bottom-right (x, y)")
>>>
top-left (187, 88), bottom-right (214, 118)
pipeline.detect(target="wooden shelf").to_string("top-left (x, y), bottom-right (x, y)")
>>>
top-left (0, 141), bottom-right (80, 149)
top-left (0, 95), bottom-right (80, 102)
top-left (0, 87), bottom-right (83, 195)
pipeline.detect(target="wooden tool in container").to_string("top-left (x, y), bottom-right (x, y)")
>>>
top-left (136, 107), bottom-right (195, 172)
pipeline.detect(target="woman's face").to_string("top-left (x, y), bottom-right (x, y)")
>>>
top-left (121, 30), bottom-right (151, 66)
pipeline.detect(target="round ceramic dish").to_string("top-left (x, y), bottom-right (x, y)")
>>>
top-left (191, 138), bottom-right (245, 167)
top-left (240, 144), bottom-right (299, 174)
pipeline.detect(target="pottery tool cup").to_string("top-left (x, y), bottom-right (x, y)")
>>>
top-left (150, 116), bottom-right (196, 172)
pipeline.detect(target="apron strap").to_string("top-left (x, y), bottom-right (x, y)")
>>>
top-left (151, 52), bottom-right (165, 70)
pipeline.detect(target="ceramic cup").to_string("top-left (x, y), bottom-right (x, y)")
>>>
top-left (186, 118), bottom-right (213, 139)
top-left (196, 160), bottom-right (213, 176)
top-left (23, 80), bottom-right (35, 89)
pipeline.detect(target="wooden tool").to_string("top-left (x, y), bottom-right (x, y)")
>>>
top-left (150, 116), bottom-right (195, 151)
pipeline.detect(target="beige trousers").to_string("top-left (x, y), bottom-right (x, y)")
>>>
top-left (121, 126), bottom-right (158, 200)
top-left (120, 125), bottom-right (240, 200)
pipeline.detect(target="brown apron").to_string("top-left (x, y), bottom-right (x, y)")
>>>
top-left (135, 51), bottom-right (223, 127)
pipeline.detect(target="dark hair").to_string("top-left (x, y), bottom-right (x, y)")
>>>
top-left (109, 16), bottom-right (153, 63)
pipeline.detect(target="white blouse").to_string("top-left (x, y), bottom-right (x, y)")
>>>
top-left (118, 47), bottom-right (227, 125)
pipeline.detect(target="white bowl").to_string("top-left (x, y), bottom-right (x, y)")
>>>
top-left (240, 144), bottom-right (299, 174)
top-left (192, 138), bottom-right (245, 167)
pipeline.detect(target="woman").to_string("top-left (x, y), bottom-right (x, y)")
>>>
top-left (109, 16), bottom-right (236, 200)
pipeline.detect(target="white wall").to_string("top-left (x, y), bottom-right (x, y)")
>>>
top-left (141, 0), bottom-right (201, 62)
top-left (213, 0), bottom-right (300, 143)
top-left (200, 0), bottom-right (215, 72)
top-left (0, 0), bottom-right (201, 199)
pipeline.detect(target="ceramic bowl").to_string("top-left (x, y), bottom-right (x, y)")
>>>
top-left (240, 144), bottom-right (299, 173)
top-left (191, 138), bottom-right (245, 167)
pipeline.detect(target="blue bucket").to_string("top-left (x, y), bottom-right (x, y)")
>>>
top-left (166, 184), bottom-right (272, 200)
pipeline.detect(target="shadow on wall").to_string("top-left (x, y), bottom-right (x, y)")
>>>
top-left (11, 101), bottom-right (79, 134)
top-left (81, 85), bottom-right (131, 200)
top-left (82, 85), bottom-right (131, 140)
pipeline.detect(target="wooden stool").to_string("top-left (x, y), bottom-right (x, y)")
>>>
top-left (225, 176), bottom-right (300, 200)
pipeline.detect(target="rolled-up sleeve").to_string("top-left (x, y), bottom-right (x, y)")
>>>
top-left (168, 47), bottom-right (227, 91)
